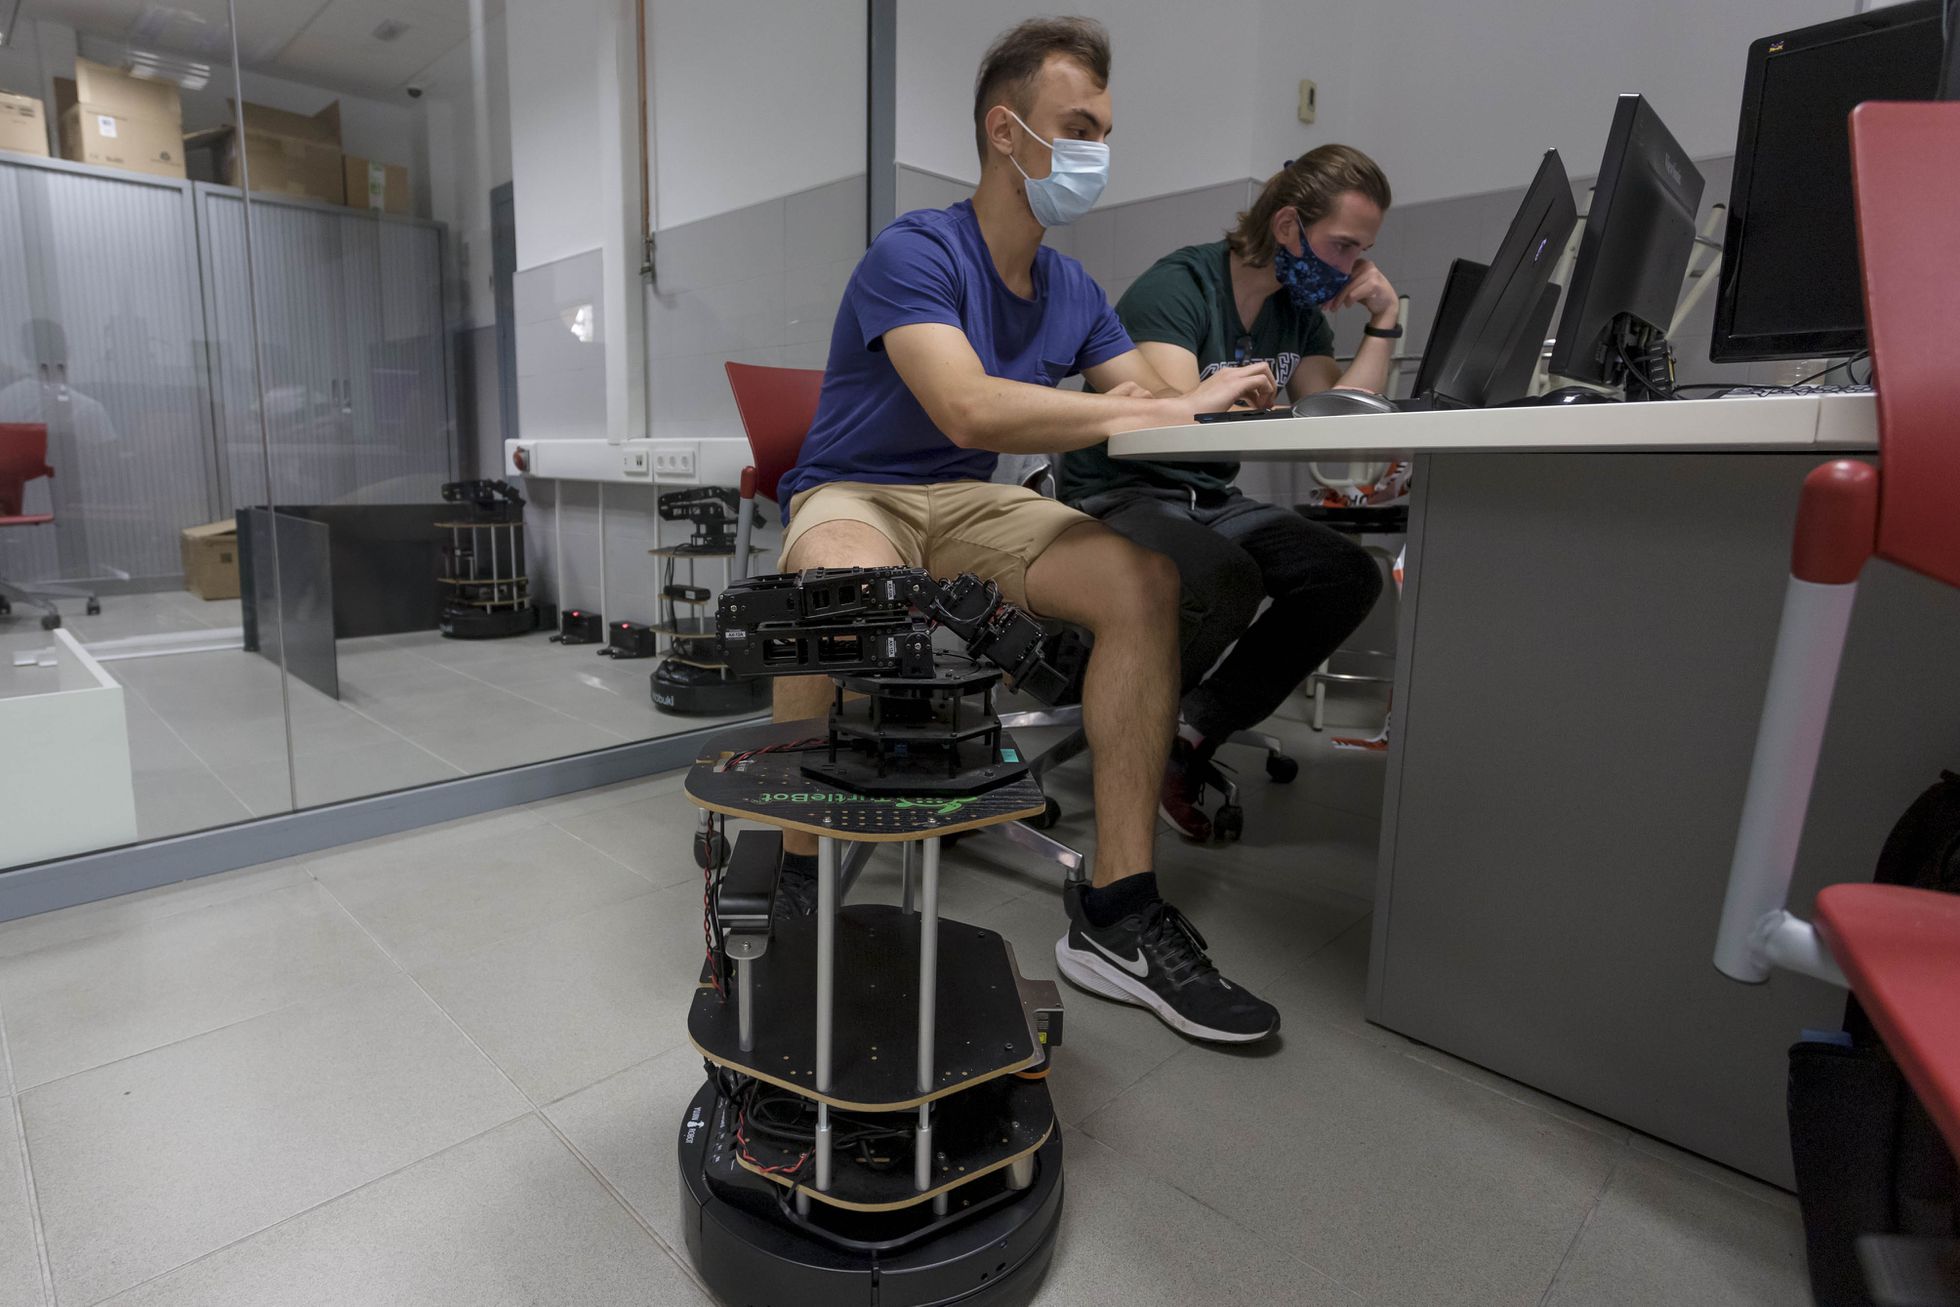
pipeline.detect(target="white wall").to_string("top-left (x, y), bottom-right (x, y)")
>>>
top-left (505, 0), bottom-right (642, 441)
top-left (894, 0), bottom-right (1263, 205)
top-left (1317, 0), bottom-right (1852, 206)
top-left (505, 0), bottom-right (613, 272)
top-left (897, 0), bottom-right (1865, 212)
top-left (649, 0), bottom-right (863, 228)
top-left (419, 12), bottom-right (514, 328)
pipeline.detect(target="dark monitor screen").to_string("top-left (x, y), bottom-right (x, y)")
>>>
top-left (1548, 95), bottom-right (1703, 387)
top-left (1427, 150), bottom-right (1578, 409)
top-left (1415, 258), bottom-right (1558, 406)
top-left (1713, 1), bottom-right (1946, 361)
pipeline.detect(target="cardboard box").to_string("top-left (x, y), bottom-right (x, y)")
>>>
top-left (343, 155), bottom-right (410, 216)
top-left (0, 90), bottom-right (50, 158)
top-left (180, 520), bottom-right (240, 600)
top-left (224, 99), bottom-right (343, 204)
top-left (54, 60), bottom-right (186, 178)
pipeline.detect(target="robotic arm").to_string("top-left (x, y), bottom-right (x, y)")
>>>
top-left (716, 567), bottom-right (1073, 704)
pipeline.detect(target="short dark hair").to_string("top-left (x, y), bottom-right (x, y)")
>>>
top-left (972, 17), bottom-right (1111, 162)
top-left (1228, 145), bottom-right (1392, 267)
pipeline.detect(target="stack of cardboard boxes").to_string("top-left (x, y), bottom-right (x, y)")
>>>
top-left (1, 57), bottom-right (410, 217)
top-left (0, 89), bottom-right (50, 157)
top-left (54, 57), bottom-right (186, 177)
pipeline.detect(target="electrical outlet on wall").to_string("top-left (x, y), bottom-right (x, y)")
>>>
top-left (652, 448), bottom-right (696, 478)
top-left (624, 449), bottom-right (650, 476)
top-left (1298, 79), bottom-right (1318, 124)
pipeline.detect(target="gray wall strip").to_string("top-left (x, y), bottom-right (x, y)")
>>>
top-left (867, 0), bottom-right (897, 239)
top-left (0, 729), bottom-right (717, 924)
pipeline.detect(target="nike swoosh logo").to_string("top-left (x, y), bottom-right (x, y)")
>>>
top-left (1083, 932), bottom-right (1150, 978)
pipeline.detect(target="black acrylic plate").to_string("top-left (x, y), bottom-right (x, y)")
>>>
top-left (651, 614), bottom-right (718, 637)
top-left (685, 720), bottom-right (1045, 841)
top-left (649, 543), bottom-right (766, 558)
top-left (691, 905), bottom-right (1040, 1110)
top-left (732, 1074), bottom-right (1055, 1211)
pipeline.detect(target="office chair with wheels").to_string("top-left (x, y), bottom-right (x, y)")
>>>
top-left (717, 362), bottom-right (1088, 884)
top-left (0, 423), bottom-right (100, 631)
top-left (1710, 102), bottom-right (1960, 1302)
top-left (998, 459), bottom-right (1302, 842)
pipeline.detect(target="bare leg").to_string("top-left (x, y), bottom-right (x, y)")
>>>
top-left (1024, 522), bottom-right (1180, 887)
top-left (774, 520), bottom-right (905, 856)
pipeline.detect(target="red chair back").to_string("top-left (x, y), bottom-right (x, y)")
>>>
top-left (724, 362), bottom-right (824, 505)
top-left (1849, 102), bottom-right (1960, 590)
top-left (0, 423), bottom-right (55, 520)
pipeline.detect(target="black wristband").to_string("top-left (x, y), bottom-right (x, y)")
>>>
top-left (1363, 323), bottom-right (1404, 339)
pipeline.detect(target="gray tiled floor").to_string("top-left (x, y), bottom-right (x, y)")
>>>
top-left (23, 592), bottom-right (757, 858)
top-left (0, 717), bottom-right (1809, 1306)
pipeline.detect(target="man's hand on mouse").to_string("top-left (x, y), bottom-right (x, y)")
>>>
top-left (1328, 258), bottom-right (1400, 328)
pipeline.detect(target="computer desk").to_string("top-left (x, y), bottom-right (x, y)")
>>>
top-left (1110, 392), bottom-right (1960, 1189)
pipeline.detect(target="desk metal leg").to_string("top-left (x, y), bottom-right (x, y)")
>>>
top-left (915, 836), bottom-right (944, 1211)
top-left (811, 836), bottom-right (838, 1212)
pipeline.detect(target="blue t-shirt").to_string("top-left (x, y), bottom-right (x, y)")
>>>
top-left (776, 200), bottom-right (1134, 519)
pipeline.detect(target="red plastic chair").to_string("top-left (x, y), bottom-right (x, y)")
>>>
top-left (1713, 102), bottom-right (1960, 1158)
top-left (0, 422), bottom-right (56, 523)
top-left (0, 422), bottom-right (93, 630)
top-left (724, 362), bottom-right (825, 580)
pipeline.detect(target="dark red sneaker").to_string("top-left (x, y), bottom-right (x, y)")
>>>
top-left (1159, 738), bottom-right (1213, 841)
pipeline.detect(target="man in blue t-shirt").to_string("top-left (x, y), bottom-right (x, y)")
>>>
top-left (773, 18), bottom-right (1281, 1044)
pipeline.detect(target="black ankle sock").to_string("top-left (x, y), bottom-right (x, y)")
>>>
top-left (782, 851), bottom-right (818, 878)
top-left (1083, 872), bottom-right (1159, 928)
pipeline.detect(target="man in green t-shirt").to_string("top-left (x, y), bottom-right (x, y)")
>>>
top-left (1058, 145), bottom-right (1399, 840)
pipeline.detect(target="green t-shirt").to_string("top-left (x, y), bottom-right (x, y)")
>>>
top-left (1058, 240), bottom-right (1335, 502)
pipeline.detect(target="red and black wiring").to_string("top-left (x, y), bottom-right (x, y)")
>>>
top-left (702, 811), bottom-right (731, 997)
top-left (716, 737), bottom-right (828, 773)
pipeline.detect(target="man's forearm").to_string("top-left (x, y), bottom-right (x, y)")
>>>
top-left (1337, 333), bottom-right (1398, 394)
top-left (950, 377), bottom-right (1195, 454)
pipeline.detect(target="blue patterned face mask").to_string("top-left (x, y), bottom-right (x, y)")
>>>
top-left (1273, 233), bottom-right (1350, 309)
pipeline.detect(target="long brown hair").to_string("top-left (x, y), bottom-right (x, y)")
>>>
top-left (972, 17), bottom-right (1112, 161)
top-left (1229, 145), bottom-right (1392, 267)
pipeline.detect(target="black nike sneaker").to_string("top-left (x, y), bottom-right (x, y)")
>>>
top-left (773, 857), bottom-right (820, 922)
top-left (1055, 882), bottom-right (1279, 1042)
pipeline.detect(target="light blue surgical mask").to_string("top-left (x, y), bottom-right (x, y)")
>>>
top-left (1006, 109), bottom-right (1109, 228)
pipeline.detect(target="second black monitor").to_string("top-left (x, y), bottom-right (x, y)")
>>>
top-left (1426, 149), bottom-right (1578, 409)
top-left (1548, 95), bottom-right (1705, 389)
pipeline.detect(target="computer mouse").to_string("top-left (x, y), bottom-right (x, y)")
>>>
top-left (1291, 388), bottom-right (1397, 417)
top-left (1536, 386), bottom-right (1618, 405)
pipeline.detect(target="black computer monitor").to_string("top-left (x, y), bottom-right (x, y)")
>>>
top-left (1547, 96), bottom-right (1703, 390)
top-left (1713, 1), bottom-right (1947, 361)
top-left (1426, 150), bottom-right (1577, 409)
top-left (1414, 258), bottom-right (1560, 407)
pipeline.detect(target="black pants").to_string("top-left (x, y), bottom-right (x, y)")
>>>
top-left (1080, 486), bottom-right (1384, 742)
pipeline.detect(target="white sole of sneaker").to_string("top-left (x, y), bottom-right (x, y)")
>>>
top-left (1054, 935), bottom-right (1275, 1044)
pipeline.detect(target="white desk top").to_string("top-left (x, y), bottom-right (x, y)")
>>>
top-left (1110, 392), bottom-right (1878, 463)
top-left (0, 628), bottom-right (116, 701)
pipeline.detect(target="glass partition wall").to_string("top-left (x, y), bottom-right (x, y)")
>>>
top-left (1, 0), bottom-right (869, 877)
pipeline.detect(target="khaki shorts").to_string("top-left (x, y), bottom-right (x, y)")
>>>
top-left (779, 480), bottom-right (1094, 613)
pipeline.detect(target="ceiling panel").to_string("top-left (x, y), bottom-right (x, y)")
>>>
top-left (270, 29), bottom-right (442, 97)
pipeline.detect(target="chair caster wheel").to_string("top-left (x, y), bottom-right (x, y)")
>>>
top-left (1213, 804), bottom-right (1244, 842)
top-left (1031, 797), bottom-right (1062, 830)
top-left (40, 613), bottom-right (60, 631)
top-left (0, 596), bottom-right (11, 614)
top-left (692, 830), bottom-right (729, 870)
top-left (85, 599), bottom-right (101, 616)
top-left (1265, 754), bottom-right (1299, 783)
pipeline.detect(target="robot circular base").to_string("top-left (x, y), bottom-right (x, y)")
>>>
top-left (677, 1081), bottom-right (1063, 1307)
